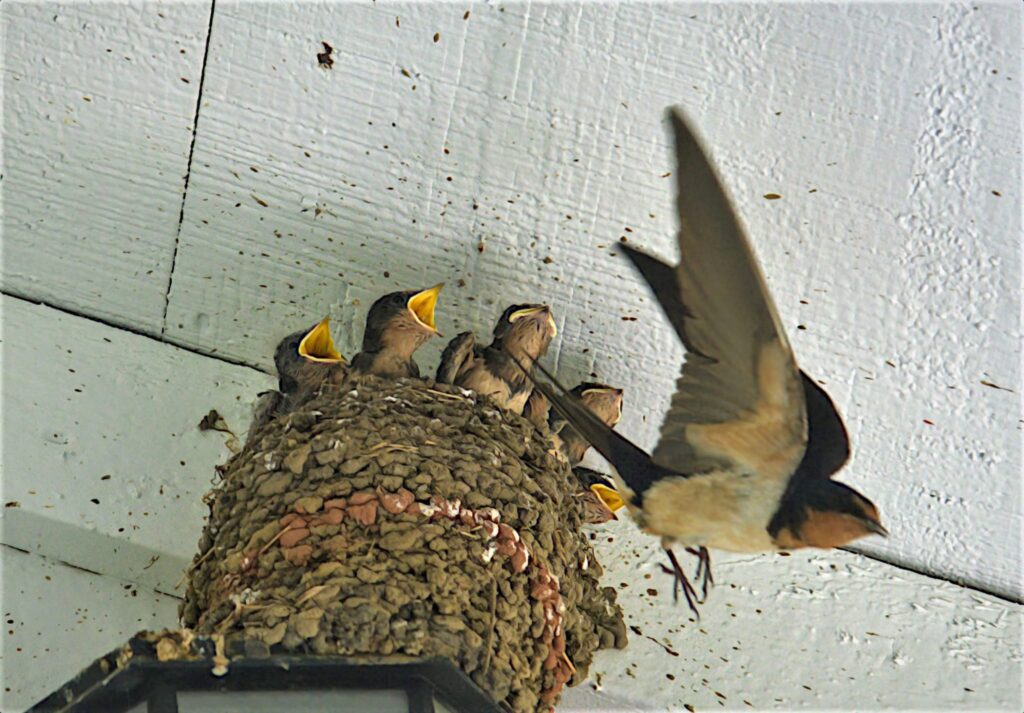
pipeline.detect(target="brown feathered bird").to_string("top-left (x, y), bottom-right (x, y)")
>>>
top-left (249, 317), bottom-right (346, 441)
top-left (573, 465), bottom-right (626, 525)
top-left (550, 383), bottom-right (624, 466)
top-left (548, 383), bottom-right (625, 524)
top-left (350, 284), bottom-right (444, 378)
top-left (524, 109), bottom-right (886, 615)
top-left (436, 304), bottom-right (557, 414)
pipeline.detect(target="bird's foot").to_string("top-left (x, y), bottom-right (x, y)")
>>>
top-left (685, 546), bottom-right (714, 602)
top-left (661, 549), bottom-right (701, 619)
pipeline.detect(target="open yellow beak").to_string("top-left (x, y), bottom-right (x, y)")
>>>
top-left (407, 283), bottom-right (444, 333)
top-left (298, 317), bottom-right (344, 363)
top-left (509, 305), bottom-right (557, 337)
top-left (590, 483), bottom-right (625, 513)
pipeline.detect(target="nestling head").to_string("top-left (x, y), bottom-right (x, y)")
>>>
top-left (362, 284), bottom-right (444, 354)
top-left (274, 317), bottom-right (346, 394)
top-left (492, 304), bottom-right (557, 361)
top-left (573, 383), bottom-right (624, 427)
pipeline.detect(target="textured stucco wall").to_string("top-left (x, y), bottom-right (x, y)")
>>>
top-left (2, 2), bottom-right (1021, 711)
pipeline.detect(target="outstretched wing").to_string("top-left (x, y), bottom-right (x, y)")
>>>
top-left (622, 109), bottom-right (806, 479)
top-left (436, 331), bottom-right (476, 384)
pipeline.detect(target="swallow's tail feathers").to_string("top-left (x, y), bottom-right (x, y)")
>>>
top-left (618, 244), bottom-right (703, 357)
top-left (436, 331), bottom-right (475, 384)
top-left (525, 357), bottom-right (666, 496)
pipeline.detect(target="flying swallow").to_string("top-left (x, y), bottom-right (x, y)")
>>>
top-left (436, 304), bottom-right (557, 414)
top-left (248, 317), bottom-right (346, 442)
top-left (523, 109), bottom-right (885, 615)
top-left (350, 284), bottom-right (444, 378)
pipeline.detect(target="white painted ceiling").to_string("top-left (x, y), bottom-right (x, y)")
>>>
top-left (2, 5), bottom-right (1021, 708)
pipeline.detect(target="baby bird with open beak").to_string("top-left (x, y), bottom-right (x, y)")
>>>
top-left (350, 284), bottom-right (444, 379)
top-left (550, 383), bottom-right (627, 524)
top-left (248, 317), bottom-right (346, 442)
top-left (436, 304), bottom-right (557, 414)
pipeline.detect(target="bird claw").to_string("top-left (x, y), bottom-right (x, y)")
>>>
top-left (663, 549), bottom-right (701, 619)
top-left (684, 546), bottom-right (714, 603)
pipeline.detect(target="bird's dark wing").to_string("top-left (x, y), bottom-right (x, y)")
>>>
top-left (623, 109), bottom-right (807, 480)
top-left (796, 372), bottom-right (850, 478)
top-left (527, 359), bottom-right (669, 495)
top-left (436, 331), bottom-right (476, 384)
top-left (572, 465), bottom-right (615, 489)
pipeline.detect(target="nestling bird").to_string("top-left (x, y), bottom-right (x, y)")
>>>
top-left (522, 389), bottom-right (551, 429)
top-left (573, 465), bottom-right (627, 525)
top-left (436, 304), bottom-right (557, 415)
top-left (350, 284), bottom-right (444, 378)
top-left (551, 383), bottom-right (624, 466)
top-left (551, 383), bottom-right (626, 523)
top-left (524, 108), bottom-right (886, 615)
top-left (248, 317), bottom-right (346, 442)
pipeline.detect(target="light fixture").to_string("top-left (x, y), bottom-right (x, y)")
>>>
top-left (31, 634), bottom-right (502, 713)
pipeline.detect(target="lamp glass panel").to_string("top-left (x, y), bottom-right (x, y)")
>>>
top-left (178, 689), bottom-right (410, 712)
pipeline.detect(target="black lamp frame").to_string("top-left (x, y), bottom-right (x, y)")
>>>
top-left (30, 635), bottom-right (505, 713)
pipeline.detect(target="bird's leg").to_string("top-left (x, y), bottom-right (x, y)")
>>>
top-left (685, 546), bottom-right (714, 602)
top-left (663, 548), bottom-right (700, 619)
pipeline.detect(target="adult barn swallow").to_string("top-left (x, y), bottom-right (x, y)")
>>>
top-left (525, 109), bottom-right (885, 613)
top-left (551, 383), bottom-right (624, 466)
top-left (436, 304), bottom-right (557, 414)
top-left (350, 284), bottom-right (443, 378)
top-left (249, 317), bottom-right (346, 441)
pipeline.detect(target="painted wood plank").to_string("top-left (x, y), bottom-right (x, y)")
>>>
top-left (1, 1), bottom-right (212, 333)
top-left (562, 544), bottom-right (1022, 712)
top-left (0, 295), bottom-right (273, 594)
top-left (0, 546), bottom-right (180, 712)
top-left (163, 3), bottom-right (1020, 598)
top-left (2, 542), bottom-right (1020, 712)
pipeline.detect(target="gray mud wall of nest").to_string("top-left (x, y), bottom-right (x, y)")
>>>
top-left (180, 376), bottom-right (628, 712)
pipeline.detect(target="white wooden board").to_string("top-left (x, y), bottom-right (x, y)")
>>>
top-left (1, 539), bottom-right (1020, 712)
top-left (1, 1), bottom-right (212, 333)
top-left (0, 295), bottom-right (273, 593)
top-left (562, 542), bottom-right (1023, 712)
top-left (161, 3), bottom-right (1020, 598)
top-left (0, 546), bottom-right (180, 712)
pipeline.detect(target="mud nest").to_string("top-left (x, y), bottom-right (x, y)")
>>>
top-left (180, 376), bottom-right (627, 712)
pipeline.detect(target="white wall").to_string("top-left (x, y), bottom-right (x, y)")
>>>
top-left (2, 2), bottom-right (1021, 711)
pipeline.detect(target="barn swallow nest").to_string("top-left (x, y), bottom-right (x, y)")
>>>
top-left (180, 377), bottom-right (627, 713)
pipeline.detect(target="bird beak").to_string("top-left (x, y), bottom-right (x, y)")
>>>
top-left (298, 317), bottom-right (344, 363)
top-left (407, 283), bottom-right (444, 334)
top-left (590, 483), bottom-right (626, 513)
top-left (864, 519), bottom-right (889, 538)
top-left (509, 305), bottom-right (557, 337)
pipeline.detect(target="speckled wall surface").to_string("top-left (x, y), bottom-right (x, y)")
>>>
top-left (2, 2), bottom-right (1021, 711)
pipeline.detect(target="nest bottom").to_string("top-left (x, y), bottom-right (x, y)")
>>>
top-left (181, 377), bottom-right (627, 712)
